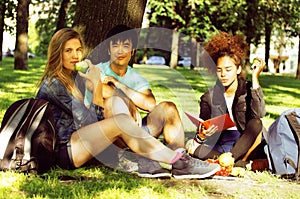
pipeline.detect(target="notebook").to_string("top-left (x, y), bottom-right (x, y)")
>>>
top-left (185, 111), bottom-right (236, 131)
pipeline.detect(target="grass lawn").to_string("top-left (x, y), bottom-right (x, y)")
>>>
top-left (0, 57), bottom-right (300, 198)
top-left (134, 64), bottom-right (300, 131)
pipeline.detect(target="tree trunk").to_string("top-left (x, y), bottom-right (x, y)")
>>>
top-left (73, 0), bottom-right (147, 61)
top-left (14, 0), bottom-right (30, 70)
top-left (0, 0), bottom-right (7, 61)
top-left (55, 0), bottom-right (70, 32)
top-left (264, 24), bottom-right (272, 72)
top-left (190, 37), bottom-right (197, 70)
top-left (170, 30), bottom-right (179, 69)
top-left (297, 34), bottom-right (300, 79)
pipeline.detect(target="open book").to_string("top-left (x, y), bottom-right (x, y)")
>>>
top-left (185, 111), bottom-right (236, 131)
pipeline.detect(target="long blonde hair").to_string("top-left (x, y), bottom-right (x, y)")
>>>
top-left (38, 28), bottom-right (84, 101)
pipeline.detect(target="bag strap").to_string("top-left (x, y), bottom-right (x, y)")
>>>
top-left (23, 103), bottom-right (48, 161)
top-left (0, 99), bottom-right (30, 160)
top-left (285, 111), bottom-right (300, 181)
top-left (13, 100), bottom-right (48, 161)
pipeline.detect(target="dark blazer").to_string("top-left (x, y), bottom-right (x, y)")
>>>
top-left (200, 78), bottom-right (266, 132)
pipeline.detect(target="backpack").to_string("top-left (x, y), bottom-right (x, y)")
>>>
top-left (263, 108), bottom-right (300, 180)
top-left (0, 98), bottom-right (56, 174)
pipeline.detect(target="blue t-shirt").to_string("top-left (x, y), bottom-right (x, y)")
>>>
top-left (84, 61), bottom-right (151, 106)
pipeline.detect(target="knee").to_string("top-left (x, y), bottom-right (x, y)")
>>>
top-left (246, 118), bottom-right (263, 135)
top-left (158, 101), bottom-right (178, 114)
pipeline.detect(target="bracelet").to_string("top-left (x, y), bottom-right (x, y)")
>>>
top-left (91, 103), bottom-right (105, 121)
top-left (194, 134), bottom-right (206, 144)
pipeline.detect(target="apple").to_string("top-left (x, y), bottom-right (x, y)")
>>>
top-left (231, 167), bottom-right (246, 177)
top-left (252, 58), bottom-right (261, 70)
top-left (218, 152), bottom-right (234, 167)
top-left (75, 61), bottom-right (89, 73)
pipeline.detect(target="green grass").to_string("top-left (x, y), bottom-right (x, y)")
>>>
top-left (1, 57), bottom-right (300, 198)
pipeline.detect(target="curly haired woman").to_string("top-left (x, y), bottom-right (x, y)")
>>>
top-left (187, 32), bottom-right (268, 171)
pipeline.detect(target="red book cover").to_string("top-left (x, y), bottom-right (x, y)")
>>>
top-left (185, 111), bottom-right (236, 131)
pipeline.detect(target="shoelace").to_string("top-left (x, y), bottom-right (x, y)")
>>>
top-left (181, 153), bottom-right (210, 167)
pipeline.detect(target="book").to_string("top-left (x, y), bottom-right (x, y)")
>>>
top-left (185, 111), bottom-right (236, 131)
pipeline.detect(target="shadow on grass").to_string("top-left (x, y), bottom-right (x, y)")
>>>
top-left (17, 165), bottom-right (183, 198)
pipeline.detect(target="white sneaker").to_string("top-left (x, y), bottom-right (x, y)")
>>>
top-left (185, 139), bottom-right (201, 155)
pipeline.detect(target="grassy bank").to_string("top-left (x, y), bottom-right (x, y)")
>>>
top-left (0, 57), bottom-right (300, 198)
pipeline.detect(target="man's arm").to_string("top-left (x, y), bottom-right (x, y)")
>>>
top-left (116, 83), bottom-right (156, 111)
top-left (102, 76), bottom-right (156, 111)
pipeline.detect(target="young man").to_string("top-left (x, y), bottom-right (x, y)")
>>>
top-left (84, 25), bottom-right (186, 178)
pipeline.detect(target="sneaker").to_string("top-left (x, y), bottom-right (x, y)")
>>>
top-left (116, 148), bottom-right (138, 173)
top-left (137, 157), bottom-right (172, 178)
top-left (172, 153), bottom-right (220, 179)
top-left (185, 139), bottom-right (201, 155)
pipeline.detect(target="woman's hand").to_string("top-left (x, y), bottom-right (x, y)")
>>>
top-left (251, 57), bottom-right (265, 89)
top-left (251, 58), bottom-right (265, 79)
top-left (79, 59), bottom-right (101, 91)
top-left (198, 124), bottom-right (218, 140)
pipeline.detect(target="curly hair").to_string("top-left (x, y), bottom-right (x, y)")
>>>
top-left (203, 32), bottom-right (249, 76)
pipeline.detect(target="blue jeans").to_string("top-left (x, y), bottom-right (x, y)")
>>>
top-left (211, 130), bottom-right (241, 153)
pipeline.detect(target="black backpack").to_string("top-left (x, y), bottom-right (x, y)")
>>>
top-left (0, 98), bottom-right (56, 174)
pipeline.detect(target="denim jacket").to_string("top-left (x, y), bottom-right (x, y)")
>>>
top-left (36, 76), bottom-right (104, 144)
top-left (200, 78), bottom-right (266, 132)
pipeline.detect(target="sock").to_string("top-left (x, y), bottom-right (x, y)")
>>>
top-left (170, 152), bottom-right (184, 165)
top-left (175, 148), bottom-right (186, 153)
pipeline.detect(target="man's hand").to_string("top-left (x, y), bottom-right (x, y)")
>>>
top-left (127, 99), bottom-right (142, 126)
top-left (102, 76), bottom-right (120, 88)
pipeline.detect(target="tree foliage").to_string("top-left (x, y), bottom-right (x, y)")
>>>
top-left (33, 0), bottom-right (76, 56)
top-left (1, 0), bottom-right (299, 77)
top-left (147, 0), bottom-right (300, 78)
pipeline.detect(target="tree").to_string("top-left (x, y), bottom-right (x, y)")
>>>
top-left (188, 0), bottom-right (218, 69)
top-left (14, 0), bottom-right (30, 70)
top-left (146, 0), bottom-right (215, 68)
top-left (73, 0), bottom-right (147, 60)
top-left (0, 0), bottom-right (16, 61)
top-left (297, 36), bottom-right (300, 79)
top-left (0, 0), bottom-right (7, 61)
top-left (34, 0), bottom-right (76, 56)
top-left (272, 0), bottom-right (300, 79)
top-left (262, 0), bottom-right (300, 77)
top-left (147, 0), bottom-right (186, 68)
top-left (55, 0), bottom-right (71, 32)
